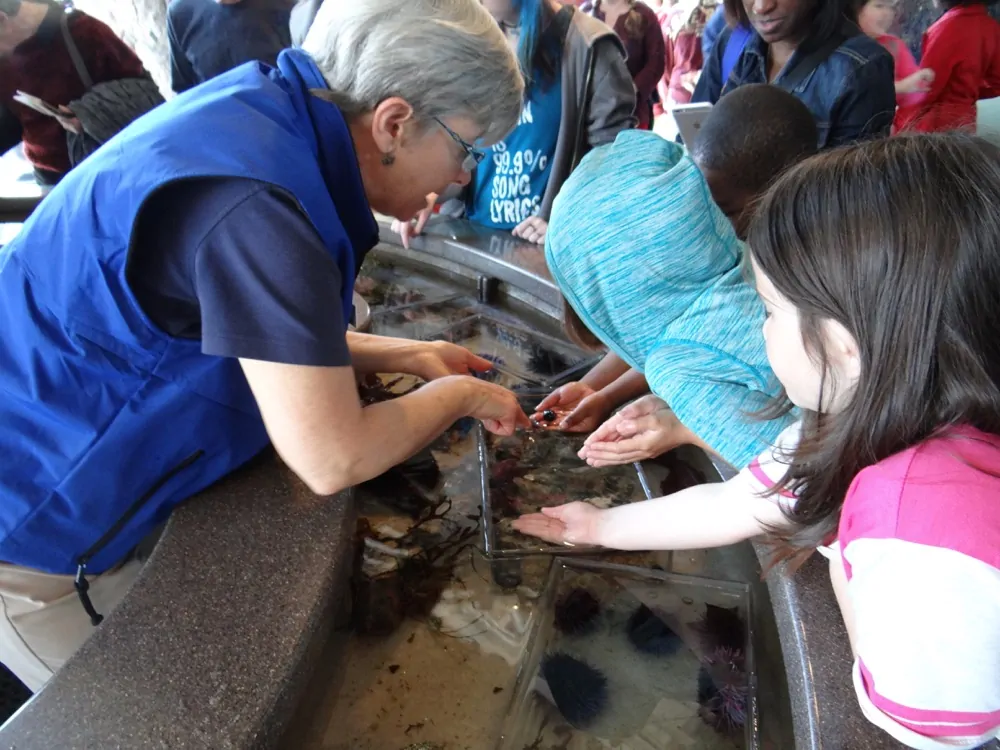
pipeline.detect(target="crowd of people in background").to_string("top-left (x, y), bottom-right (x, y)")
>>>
top-left (2, 1), bottom-right (1000, 748)
top-left (3, 0), bottom-right (999, 190)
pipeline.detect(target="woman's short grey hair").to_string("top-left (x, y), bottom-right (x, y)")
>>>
top-left (302, 0), bottom-right (524, 144)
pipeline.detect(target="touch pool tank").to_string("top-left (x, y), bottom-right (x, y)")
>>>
top-left (281, 249), bottom-right (795, 750)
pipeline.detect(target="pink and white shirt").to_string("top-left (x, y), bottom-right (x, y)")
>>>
top-left (747, 423), bottom-right (1000, 749)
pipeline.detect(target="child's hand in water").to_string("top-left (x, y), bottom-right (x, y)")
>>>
top-left (532, 382), bottom-right (611, 432)
top-left (511, 502), bottom-right (605, 546)
top-left (578, 395), bottom-right (686, 466)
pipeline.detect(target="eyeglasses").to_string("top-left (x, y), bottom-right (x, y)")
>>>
top-left (433, 116), bottom-right (486, 173)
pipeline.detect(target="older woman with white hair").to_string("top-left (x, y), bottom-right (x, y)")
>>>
top-left (0, 0), bottom-right (527, 692)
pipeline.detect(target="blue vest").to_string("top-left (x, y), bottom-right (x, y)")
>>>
top-left (0, 50), bottom-right (375, 583)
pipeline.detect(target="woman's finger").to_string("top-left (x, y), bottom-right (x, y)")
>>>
top-left (465, 351), bottom-right (496, 372)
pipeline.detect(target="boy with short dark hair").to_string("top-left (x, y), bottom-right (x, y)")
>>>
top-left (536, 84), bottom-right (818, 469)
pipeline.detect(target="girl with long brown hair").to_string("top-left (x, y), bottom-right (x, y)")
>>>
top-left (516, 133), bottom-right (1000, 748)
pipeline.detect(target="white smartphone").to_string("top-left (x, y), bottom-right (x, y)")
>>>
top-left (671, 102), bottom-right (714, 147)
top-left (13, 91), bottom-right (63, 119)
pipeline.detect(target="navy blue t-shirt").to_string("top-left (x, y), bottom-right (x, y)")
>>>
top-left (127, 177), bottom-right (353, 367)
top-left (167, 0), bottom-right (293, 93)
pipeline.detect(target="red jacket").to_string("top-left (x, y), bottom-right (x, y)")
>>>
top-left (665, 31), bottom-right (703, 106)
top-left (0, 7), bottom-right (146, 175)
top-left (895, 4), bottom-right (1000, 133)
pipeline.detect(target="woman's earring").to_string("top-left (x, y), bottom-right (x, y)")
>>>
top-left (381, 152), bottom-right (395, 166)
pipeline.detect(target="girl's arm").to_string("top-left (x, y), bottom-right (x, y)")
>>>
top-left (594, 468), bottom-right (787, 549)
top-left (580, 350), bottom-right (632, 390)
top-left (596, 368), bottom-right (650, 411)
top-left (512, 460), bottom-right (789, 550)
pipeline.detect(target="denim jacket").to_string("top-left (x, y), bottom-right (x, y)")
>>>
top-left (692, 26), bottom-right (896, 149)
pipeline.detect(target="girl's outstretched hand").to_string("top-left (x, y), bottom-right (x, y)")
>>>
top-left (578, 395), bottom-right (685, 466)
top-left (511, 501), bottom-right (604, 546)
top-left (531, 382), bottom-right (611, 432)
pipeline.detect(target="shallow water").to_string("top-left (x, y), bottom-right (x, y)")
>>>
top-left (285, 262), bottom-right (764, 750)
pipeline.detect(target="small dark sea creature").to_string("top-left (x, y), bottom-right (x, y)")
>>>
top-left (696, 647), bottom-right (748, 733)
top-left (357, 373), bottom-right (421, 406)
top-left (528, 346), bottom-right (572, 377)
top-left (540, 652), bottom-right (608, 728)
top-left (553, 588), bottom-right (601, 635)
top-left (693, 604), bottom-right (745, 653)
top-left (657, 451), bottom-right (709, 495)
top-left (471, 352), bottom-right (506, 377)
top-left (398, 447), bottom-right (441, 489)
top-left (491, 557), bottom-right (522, 589)
top-left (626, 604), bottom-right (683, 656)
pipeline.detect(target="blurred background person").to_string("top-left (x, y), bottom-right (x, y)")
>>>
top-left (655, 0), bottom-right (708, 138)
top-left (894, 0), bottom-right (1000, 133)
top-left (582, 0), bottom-right (664, 128)
top-left (692, 0), bottom-right (895, 148)
top-left (0, 0), bottom-right (147, 185)
top-left (168, 0), bottom-right (296, 93)
top-left (855, 0), bottom-right (934, 115)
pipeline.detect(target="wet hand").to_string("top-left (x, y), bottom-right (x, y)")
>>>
top-left (578, 395), bottom-right (684, 466)
top-left (532, 382), bottom-right (610, 432)
top-left (512, 502), bottom-right (604, 546)
top-left (511, 217), bottom-right (548, 245)
top-left (390, 193), bottom-right (437, 249)
top-left (411, 341), bottom-right (496, 381)
top-left (464, 378), bottom-right (531, 435)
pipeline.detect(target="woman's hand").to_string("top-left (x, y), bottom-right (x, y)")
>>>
top-left (578, 395), bottom-right (688, 466)
top-left (512, 216), bottom-right (548, 245)
top-left (531, 382), bottom-right (612, 432)
top-left (461, 377), bottom-right (531, 435)
top-left (390, 193), bottom-right (437, 249)
top-left (512, 502), bottom-right (605, 546)
top-left (409, 341), bottom-right (496, 381)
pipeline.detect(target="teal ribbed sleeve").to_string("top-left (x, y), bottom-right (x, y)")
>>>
top-left (546, 130), bottom-right (793, 467)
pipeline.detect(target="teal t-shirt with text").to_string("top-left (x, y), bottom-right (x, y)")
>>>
top-left (467, 76), bottom-right (563, 229)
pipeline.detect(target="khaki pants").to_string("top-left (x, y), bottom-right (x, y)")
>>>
top-left (0, 559), bottom-right (142, 692)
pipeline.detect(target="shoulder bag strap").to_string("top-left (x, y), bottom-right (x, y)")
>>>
top-left (60, 12), bottom-right (94, 91)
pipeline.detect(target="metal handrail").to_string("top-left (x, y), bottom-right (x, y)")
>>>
top-left (0, 195), bottom-right (42, 224)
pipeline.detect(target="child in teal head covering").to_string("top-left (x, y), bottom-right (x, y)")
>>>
top-left (540, 84), bottom-right (817, 469)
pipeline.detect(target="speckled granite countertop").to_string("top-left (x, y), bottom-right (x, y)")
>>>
top-left (0, 452), bottom-right (356, 750)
